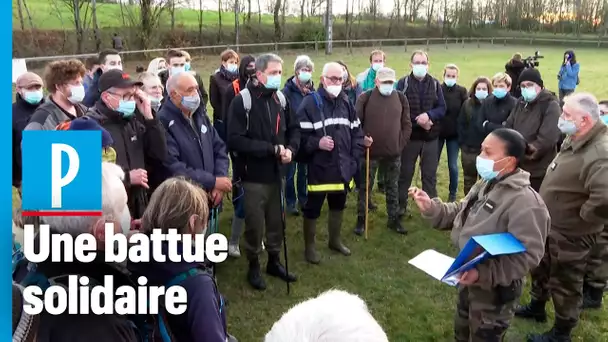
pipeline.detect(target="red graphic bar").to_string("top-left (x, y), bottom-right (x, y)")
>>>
top-left (21, 211), bottom-right (103, 217)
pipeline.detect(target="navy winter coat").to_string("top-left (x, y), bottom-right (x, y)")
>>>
top-left (297, 87), bottom-right (364, 192)
top-left (157, 100), bottom-right (229, 191)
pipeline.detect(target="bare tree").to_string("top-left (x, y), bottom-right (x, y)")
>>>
top-left (426, 0), bottom-right (436, 27)
top-left (274, 0), bottom-right (282, 41)
top-left (300, 0), bottom-right (307, 22)
top-left (91, 0), bottom-right (101, 51)
top-left (235, 0), bottom-right (241, 49)
top-left (257, 0), bottom-right (262, 24)
top-left (121, 0), bottom-right (170, 51)
top-left (198, 0), bottom-right (204, 44)
top-left (218, 0), bottom-right (223, 42)
top-left (16, 0), bottom-right (25, 30)
top-left (246, 0), bottom-right (252, 23)
top-left (22, 0), bottom-right (35, 29)
top-left (55, 0), bottom-right (93, 53)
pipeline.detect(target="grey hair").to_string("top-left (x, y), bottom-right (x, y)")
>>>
top-left (166, 71), bottom-right (196, 94)
top-left (294, 55), bottom-right (314, 73)
top-left (322, 62), bottom-right (343, 76)
top-left (255, 53), bottom-right (283, 73)
top-left (138, 72), bottom-right (162, 89)
top-left (42, 162), bottom-right (127, 235)
top-left (564, 92), bottom-right (601, 122)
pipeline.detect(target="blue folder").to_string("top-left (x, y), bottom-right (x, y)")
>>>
top-left (441, 232), bottom-right (526, 285)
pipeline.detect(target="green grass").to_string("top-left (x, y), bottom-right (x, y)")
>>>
top-left (13, 45), bottom-right (608, 340)
top-left (12, 0), bottom-right (299, 30)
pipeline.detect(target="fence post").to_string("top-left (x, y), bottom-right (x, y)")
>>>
top-left (274, 42), bottom-right (279, 53)
top-left (477, 38), bottom-right (480, 48)
top-left (598, 39), bottom-right (602, 48)
top-left (529, 38), bottom-right (533, 45)
top-left (491, 38), bottom-right (494, 45)
top-left (404, 38), bottom-right (408, 52)
top-left (503, 38), bottom-right (506, 46)
top-left (426, 39), bottom-right (430, 51)
top-left (444, 38), bottom-right (448, 49)
top-left (314, 40), bottom-right (319, 55)
top-left (349, 39), bottom-right (353, 54)
top-left (462, 38), bottom-right (465, 48)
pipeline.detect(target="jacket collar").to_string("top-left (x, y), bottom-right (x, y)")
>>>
top-left (94, 100), bottom-right (130, 123)
top-left (163, 97), bottom-right (203, 123)
top-left (15, 93), bottom-right (43, 109)
top-left (569, 120), bottom-right (608, 153)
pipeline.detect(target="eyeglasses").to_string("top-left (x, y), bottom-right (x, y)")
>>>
top-left (324, 76), bottom-right (343, 84)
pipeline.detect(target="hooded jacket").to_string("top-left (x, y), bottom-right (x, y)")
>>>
top-left (86, 101), bottom-right (167, 218)
top-left (505, 60), bottom-right (525, 98)
top-left (227, 81), bottom-right (300, 184)
top-left (505, 89), bottom-right (561, 178)
top-left (283, 76), bottom-right (315, 117)
top-left (297, 87), bottom-right (364, 191)
top-left (157, 99), bottom-right (229, 191)
top-left (12, 94), bottom-right (44, 187)
top-left (128, 242), bottom-right (228, 342)
top-left (422, 169), bottom-right (550, 290)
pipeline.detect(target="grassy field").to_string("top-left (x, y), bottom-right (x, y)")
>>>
top-left (13, 45), bottom-right (608, 340)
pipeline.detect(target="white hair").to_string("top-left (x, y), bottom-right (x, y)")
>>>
top-left (294, 55), bottom-right (314, 73)
top-left (147, 57), bottom-right (166, 75)
top-left (564, 92), bottom-right (601, 122)
top-left (42, 162), bottom-right (127, 235)
top-left (322, 62), bottom-right (343, 77)
top-left (166, 71), bottom-right (196, 94)
top-left (264, 289), bottom-right (389, 342)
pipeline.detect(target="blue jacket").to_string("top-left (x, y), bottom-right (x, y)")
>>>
top-left (297, 87), bottom-right (364, 192)
top-left (128, 242), bottom-right (227, 342)
top-left (158, 100), bottom-right (229, 191)
top-left (282, 76), bottom-right (315, 114)
top-left (83, 69), bottom-right (102, 107)
top-left (558, 63), bottom-right (580, 90)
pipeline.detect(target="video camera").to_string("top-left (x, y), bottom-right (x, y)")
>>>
top-left (524, 50), bottom-right (544, 69)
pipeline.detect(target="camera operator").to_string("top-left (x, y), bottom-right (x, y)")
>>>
top-left (505, 53), bottom-right (525, 98)
top-left (557, 50), bottom-right (581, 104)
top-left (504, 68), bottom-right (561, 192)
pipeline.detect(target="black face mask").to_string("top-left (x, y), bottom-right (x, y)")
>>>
top-left (246, 68), bottom-right (256, 77)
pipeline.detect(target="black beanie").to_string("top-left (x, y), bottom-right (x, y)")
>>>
top-left (518, 68), bottom-right (544, 88)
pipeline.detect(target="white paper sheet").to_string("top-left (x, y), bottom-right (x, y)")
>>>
top-left (408, 249), bottom-right (455, 281)
top-left (12, 59), bottom-right (27, 83)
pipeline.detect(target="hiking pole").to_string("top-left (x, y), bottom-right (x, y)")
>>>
top-left (278, 176), bottom-right (290, 295)
top-left (209, 207), bottom-right (220, 278)
top-left (364, 146), bottom-right (370, 240)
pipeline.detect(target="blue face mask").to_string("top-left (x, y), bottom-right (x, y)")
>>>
top-left (558, 117), bottom-right (578, 135)
top-left (264, 75), bottom-right (282, 90)
top-left (412, 64), bottom-right (428, 78)
top-left (181, 95), bottom-right (201, 112)
top-left (601, 116), bottom-right (608, 125)
top-left (226, 63), bottom-right (238, 73)
top-left (475, 90), bottom-right (488, 100)
top-left (492, 88), bottom-right (508, 99)
top-left (379, 84), bottom-right (394, 96)
top-left (117, 100), bottom-right (136, 117)
top-left (24, 90), bottom-right (43, 105)
top-left (444, 78), bottom-right (457, 87)
top-left (171, 66), bottom-right (185, 76)
top-left (297, 72), bottom-right (312, 83)
top-left (522, 86), bottom-right (538, 102)
top-left (476, 156), bottom-right (505, 181)
top-left (184, 63), bottom-right (191, 71)
top-left (371, 63), bottom-right (383, 71)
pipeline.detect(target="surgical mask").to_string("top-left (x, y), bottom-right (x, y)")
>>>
top-left (558, 117), bottom-right (578, 135)
top-left (181, 95), bottom-right (201, 112)
top-left (102, 147), bottom-right (117, 163)
top-left (23, 90), bottom-right (43, 105)
top-left (297, 71), bottom-right (312, 83)
top-left (444, 79), bottom-right (457, 87)
top-left (371, 63), bottom-right (383, 71)
top-left (184, 63), bottom-right (191, 71)
top-left (150, 96), bottom-right (163, 111)
top-left (67, 85), bottom-right (85, 104)
top-left (476, 156), bottom-right (505, 181)
top-left (326, 85), bottom-right (342, 97)
top-left (601, 116), bottom-right (608, 125)
top-left (226, 63), bottom-right (238, 73)
top-left (264, 75), bottom-right (282, 90)
top-left (412, 64), bottom-right (428, 78)
top-left (379, 84), bottom-right (393, 96)
top-left (493, 88), bottom-right (508, 99)
top-left (117, 99), bottom-right (136, 117)
top-left (522, 87), bottom-right (538, 102)
top-left (475, 90), bottom-right (488, 100)
top-left (171, 66), bottom-right (185, 76)
top-left (246, 68), bottom-right (256, 77)
top-left (105, 64), bottom-right (123, 71)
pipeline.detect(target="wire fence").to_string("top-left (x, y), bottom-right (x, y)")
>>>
top-left (17, 36), bottom-right (608, 64)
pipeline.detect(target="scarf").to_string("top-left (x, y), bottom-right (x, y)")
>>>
top-left (219, 65), bottom-right (238, 82)
top-left (362, 68), bottom-right (377, 92)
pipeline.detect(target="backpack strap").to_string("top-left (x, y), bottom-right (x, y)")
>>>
top-left (275, 90), bottom-right (287, 110)
top-left (401, 77), bottom-right (409, 94)
top-left (311, 92), bottom-right (327, 136)
top-left (166, 267), bottom-right (224, 314)
top-left (240, 88), bottom-right (252, 131)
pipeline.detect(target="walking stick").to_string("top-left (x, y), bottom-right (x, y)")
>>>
top-left (364, 147), bottom-right (370, 240)
top-left (278, 179), bottom-right (290, 295)
top-left (209, 207), bottom-right (219, 278)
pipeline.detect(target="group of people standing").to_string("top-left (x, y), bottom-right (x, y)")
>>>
top-left (11, 44), bottom-right (607, 342)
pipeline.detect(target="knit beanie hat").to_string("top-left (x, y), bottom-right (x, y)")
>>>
top-left (12, 283), bottom-right (39, 342)
top-left (518, 68), bottom-right (544, 88)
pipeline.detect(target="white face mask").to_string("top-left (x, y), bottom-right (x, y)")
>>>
top-left (326, 85), bottom-right (342, 97)
top-left (67, 84), bottom-right (85, 104)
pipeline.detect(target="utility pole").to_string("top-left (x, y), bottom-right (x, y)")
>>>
top-left (325, 0), bottom-right (333, 55)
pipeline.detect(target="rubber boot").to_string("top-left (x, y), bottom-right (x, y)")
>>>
top-left (328, 210), bottom-right (351, 256)
top-left (514, 299), bottom-right (548, 322)
top-left (247, 258), bottom-right (266, 290)
top-left (388, 217), bottom-right (407, 234)
top-left (353, 216), bottom-right (365, 236)
top-left (583, 286), bottom-right (604, 309)
top-left (228, 217), bottom-right (244, 258)
top-left (526, 319), bottom-right (574, 342)
top-left (303, 218), bottom-right (321, 264)
top-left (266, 253), bottom-right (297, 282)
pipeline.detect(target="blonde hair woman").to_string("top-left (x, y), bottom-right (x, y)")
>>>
top-left (147, 57), bottom-right (167, 75)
